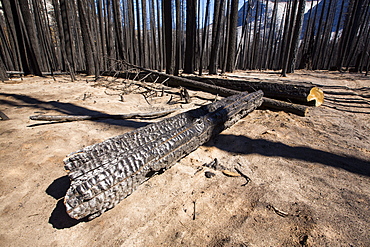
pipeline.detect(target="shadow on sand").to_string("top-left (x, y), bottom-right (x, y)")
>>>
top-left (206, 134), bottom-right (370, 177)
top-left (46, 176), bottom-right (88, 229)
top-left (0, 93), bottom-right (150, 128)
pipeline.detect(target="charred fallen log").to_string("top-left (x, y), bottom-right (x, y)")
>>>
top-left (64, 90), bottom-right (263, 220)
top-left (29, 109), bottom-right (178, 122)
top-left (102, 69), bottom-right (323, 108)
top-left (262, 98), bottom-right (309, 116)
top-left (184, 76), bottom-right (324, 107)
top-left (108, 72), bottom-right (308, 115)
top-left (104, 68), bottom-right (310, 116)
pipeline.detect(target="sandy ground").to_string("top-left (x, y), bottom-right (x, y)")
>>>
top-left (0, 70), bottom-right (369, 246)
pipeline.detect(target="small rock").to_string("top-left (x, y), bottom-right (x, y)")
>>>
top-left (205, 171), bottom-right (215, 178)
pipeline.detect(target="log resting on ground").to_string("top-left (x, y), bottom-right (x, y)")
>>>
top-left (182, 76), bottom-right (324, 107)
top-left (104, 66), bottom-right (314, 116)
top-left (103, 69), bottom-right (324, 107)
top-left (29, 109), bottom-right (178, 122)
top-left (63, 90), bottom-right (264, 220)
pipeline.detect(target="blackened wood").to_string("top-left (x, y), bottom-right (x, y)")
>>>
top-left (174, 0), bottom-right (181, 76)
top-left (199, 0), bottom-right (211, 76)
top-left (225, 0), bottom-right (238, 72)
top-left (135, 0), bottom-right (142, 65)
top-left (120, 62), bottom-right (241, 96)
top-left (18, 0), bottom-right (43, 75)
top-left (141, 0), bottom-right (148, 68)
top-left (59, 0), bottom-right (76, 80)
top-left (286, 0), bottom-right (306, 73)
top-left (0, 57), bottom-right (8, 81)
top-left (1, 0), bottom-right (22, 71)
top-left (183, 0), bottom-right (196, 74)
top-left (29, 109), bottom-right (178, 122)
top-left (64, 90), bottom-right (263, 220)
top-left (103, 67), bottom-right (310, 116)
top-left (9, 0), bottom-right (40, 75)
top-left (97, 0), bottom-right (107, 70)
top-left (262, 97), bottom-right (308, 117)
top-left (163, 0), bottom-right (173, 74)
top-left (77, 0), bottom-right (95, 75)
top-left (184, 76), bottom-right (324, 106)
top-left (209, 0), bottom-right (226, 74)
top-left (281, 0), bottom-right (297, 76)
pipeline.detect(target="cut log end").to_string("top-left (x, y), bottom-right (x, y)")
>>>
top-left (307, 87), bottom-right (324, 107)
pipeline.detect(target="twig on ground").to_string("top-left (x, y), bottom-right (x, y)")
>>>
top-left (234, 167), bottom-right (251, 186)
top-left (192, 200), bottom-right (196, 220)
top-left (267, 204), bottom-right (289, 217)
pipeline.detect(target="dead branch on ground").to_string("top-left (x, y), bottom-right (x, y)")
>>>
top-left (29, 108), bottom-right (179, 122)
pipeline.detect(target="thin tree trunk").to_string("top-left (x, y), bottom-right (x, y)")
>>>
top-left (97, 0), bottom-right (107, 70)
top-left (59, 0), bottom-right (76, 77)
top-left (0, 56), bottom-right (8, 81)
top-left (225, 0), bottom-right (239, 72)
top-left (77, 0), bottom-right (95, 75)
top-left (183, 0), bottom-right (197, 74)
top-left (209, 0), bottom-right (226, 74)
top-left (19, 0), bottom-right (44, 74)
top-left (163, 0), bottom-right (173, 74)
top-left (174, 0), bottom-right (181, 76)
top-left (0, 0), bottom-right (22, 71)
top-left (281, 0), bottom-right (298, 76)
top-left (113, 0), bottom-right (125, 60)
top-left (286, 0), bottom-right (306, 73)
top-left (11, 0), bottom-right (43, 75)
top-left (199, 0), bottom-right (211, 75)
top-left (142, 0), bottom-right (148, 68)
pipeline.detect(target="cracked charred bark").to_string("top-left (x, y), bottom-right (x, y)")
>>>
top-left (64, 90), bottom-right (264, 220)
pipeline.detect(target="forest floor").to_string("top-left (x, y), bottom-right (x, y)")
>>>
top-left (0, 70), bottom-right (369, 246)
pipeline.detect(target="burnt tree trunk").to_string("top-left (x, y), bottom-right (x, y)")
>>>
top-left (0, 56), bottom-right (8, 81)
top-left (163, 0), bottom-right (173, 74)
top-left (184, 76), bottom-right (324, 106)
top-left (225, 0), bottom-right (239, 72)
top-left (209, 0), bottom-right (226, 74)
top-left (64, 91), bottom-right (264, 220)
top-left (77, 0), bottom-right (95, 75)
top-left (104, 64), bottom-right (313, 116)
top-left (199, 0), bottom-right (211, 75)
top-left (286, 0), bottom-right (306, 73)
top-left (174, 0), bottom-right (182, 76)
top-left (10, 0), bottom-right (43, 75)
top-left (183, 0), bottom-right (197, 74)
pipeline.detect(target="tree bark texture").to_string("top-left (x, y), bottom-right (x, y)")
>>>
top-left (64, 90), bottom-right (264, 220)
top-left (184, 76), bottom-right (324, 106)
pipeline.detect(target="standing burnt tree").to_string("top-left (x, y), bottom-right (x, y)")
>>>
top-left (209, 0), bottom-right (226, 75)
top-left (183, 0), bottom-right (197, 74)
top-left (281, 0), bottom-right (306, 76)
top-left (0, 0), bottom-right (368, 76)
top-left (163, 0), bottom-right (173, 74)
top-left (225, 0), bottom-right (239, 72)
top-left (0, 56), bottom-right (7, 81)
top-left (77, 0), bottom-right (96, 75)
